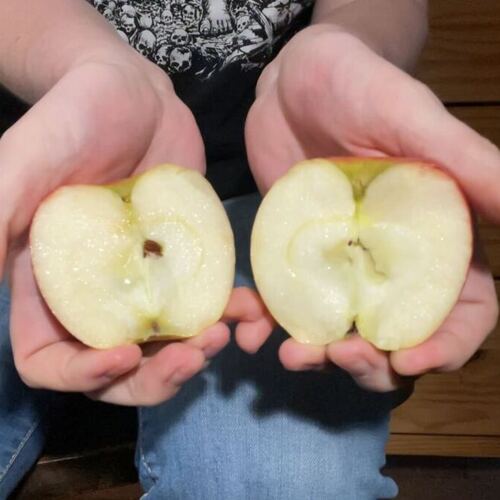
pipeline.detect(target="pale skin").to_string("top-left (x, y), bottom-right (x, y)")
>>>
top-left (0, 0), bottom-right (498, 404)
top-left (0, 0), bottom-right (272, 406)
top-left (244, 0), bottom-right (499, 391)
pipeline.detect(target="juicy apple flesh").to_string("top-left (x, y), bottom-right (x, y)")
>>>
top-left (30, 165), bottom-right (235, 349)
top-left (251, 158), bottom-right (472, 351)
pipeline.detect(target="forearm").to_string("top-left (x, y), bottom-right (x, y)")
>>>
top-left (311, 0), bottom-right (428, 70)
top-left (0, 0), bottom-right (141, 103)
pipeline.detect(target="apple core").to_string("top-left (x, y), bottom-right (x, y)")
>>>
top-left (251, 158), bottom-right (472, 351)
top-left (31, 165), bottom-right (235, 349)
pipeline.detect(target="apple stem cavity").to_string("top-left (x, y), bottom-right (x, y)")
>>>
top-left (151, 320), bottom-right (161, 334)
top-left (347, 322), bottom-right (358, 335)
top-left (143, 239), bottom-right (163, 258)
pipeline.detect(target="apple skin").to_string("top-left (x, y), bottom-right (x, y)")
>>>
top-left (250, 157), bottom-right (473, 351)
top-left (30, 164), bottom-right (235, 349)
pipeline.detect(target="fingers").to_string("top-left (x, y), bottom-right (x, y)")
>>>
top-left (86, 342), bottom-right (206, 406)
top-left (330, 45), bottom-right (500, 223)
top-left (295, 38), bottom-right (500, 223)
top-left (279, 335), bottom-right (404, 392)
top-left (10, 246), bottom-right (228, 402)
top-left (10, 247), bottom-right (142, 391)
top-left (183, 322), bottom-right (231, 359)
top-left (135, 94), bottom-right (206, 175)
top-left (235, 315), bottom-right (275, 354)
top-left (17, 341), bottom-right (143, 393)
top-left (279, 339), bottom-right (328, 371)
top-left (326, 336), bottom-right (403, 392)
top-left (87, 322), bottom-right (231, 405)
top-left (377, 70), bottom-right (500, 223)
top-left (227, 283), bottom-right (413, 392)
top-left (140, 322), bottom-right (231, 361)
top-left (222, 287), bottom-right (269, 323)
top-left (391, 255), bottom-right (498, 376)
top-left (225, 287), bottom-right (276, 353)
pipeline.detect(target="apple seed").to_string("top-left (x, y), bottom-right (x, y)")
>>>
top-left (143, 239), bottom-right (163, 258)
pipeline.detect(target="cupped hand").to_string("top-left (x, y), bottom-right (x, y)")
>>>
top-left (1, 56), bottom-right (266, 405)
top-left (244, 26), bottom-right (499, 391)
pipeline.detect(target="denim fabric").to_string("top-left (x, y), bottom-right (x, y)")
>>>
top-left (0, 193), bottom-right (404, 499)
top-left (138, 193), bottom-right (401, 500)
top-left (0, 283), bottom-right (47, 500)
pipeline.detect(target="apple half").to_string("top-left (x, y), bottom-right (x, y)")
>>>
top-left (31, 165), bottom-right (235, 349)
top-left (251, 158), bottom-right (472, 351)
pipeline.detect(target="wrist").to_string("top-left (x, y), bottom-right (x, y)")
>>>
top-left (255, 26), bottom-right (373, 97)
top-left (69, 47), bottom-right (175, 98)
top-left (309, 0), bottom-right (428, 71)
top-left (0, 0), bottom-right (170, 103)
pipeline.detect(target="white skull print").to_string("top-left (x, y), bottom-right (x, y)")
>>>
top-left (89, 0), bottom-right (314, 79)
top-left (155, 44), bottom-right (170, 66)
top-left (103, 8), bottom-right (115, 20)
top-left (170, 28), bottom-right (190, 46)
top-left (139, 14), bottom-right (154, 29)
top-left (120, 14), bottom-right (136, 35)
top-left (135, 30), bottom-right (156, 56)
top-left (182, 4), bottom-right (202, 28)
top-left (169, 47), bottom-right (192, 73)
top-left (236, 15), bottom-right (251, 32)
top-left (161, 7), bottom-right (174, 23)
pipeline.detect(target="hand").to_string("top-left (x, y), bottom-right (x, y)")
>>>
top-left (1, 57), bottom-right (264, 405)
top-left (244, 26), bottom-right (499, 391)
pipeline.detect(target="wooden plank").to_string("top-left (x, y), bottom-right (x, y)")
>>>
top-left (448, 105), bottom-right (500, 146)
top-left (479, 221), bottom-right (500, 279)
top-left (390, 283), bottom-right (500, 437)
top-left (385, 456), bottom-right (500, 500)
top-left (13, 445), bottom-right (137, 500)
top-left (71, 484), bottom-right (142, 500)
top-left (387, 434), bottom-right (500, 458)
top-left (416, 0), bottom-right (500, 103)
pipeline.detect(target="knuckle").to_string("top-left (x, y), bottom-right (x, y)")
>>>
top-left (14, 360), bottom-right (40, 389)
top-left (19, 373), bottom-right (40, 389)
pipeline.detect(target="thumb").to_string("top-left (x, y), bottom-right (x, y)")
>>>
top-left (379, 73), bottom-right (500, 223)
top-left (132, 93), bottom-right (206, 175)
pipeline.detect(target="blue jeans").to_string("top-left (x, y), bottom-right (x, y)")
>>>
top-left (0, 284), bottom-right (47, 499)
top-left (137, 193), bottom-right (401, 500)
top-left (0, 193), bottom-right (401, 499)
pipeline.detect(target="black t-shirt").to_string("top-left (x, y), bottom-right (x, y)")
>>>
top-left (0, 2), bottom-right (314, 199)
top-left (89, 0), bottom-right (314, 198)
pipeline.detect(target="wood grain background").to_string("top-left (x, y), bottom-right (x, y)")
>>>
top-left (387, 0), bottom-right (500, 457)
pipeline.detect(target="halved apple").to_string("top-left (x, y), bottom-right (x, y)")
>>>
top-left (251, 158), bottom-right (472, 351)
top-left (30, 165), bottom-right (235, 349)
